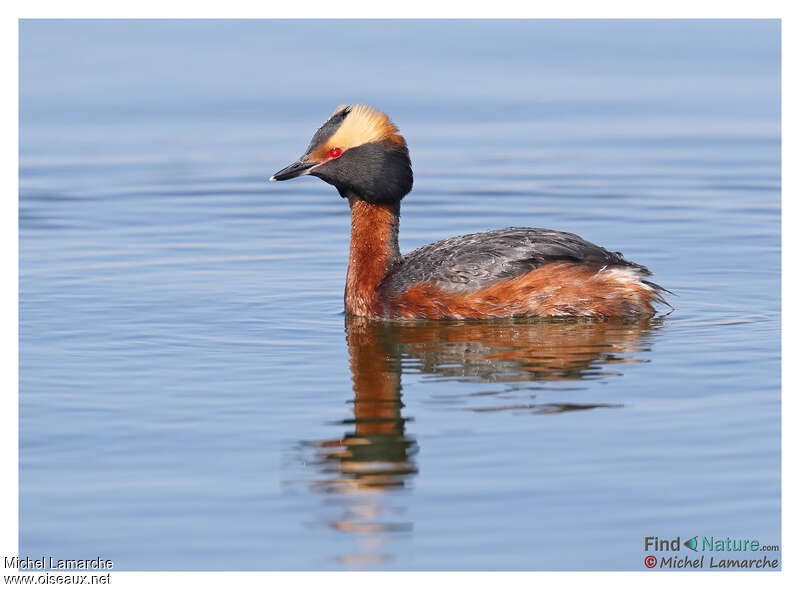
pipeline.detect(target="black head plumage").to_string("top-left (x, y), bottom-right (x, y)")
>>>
top-left (311, 139), bottom-right (413, 204)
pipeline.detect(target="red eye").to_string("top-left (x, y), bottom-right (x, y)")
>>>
top-left (328, 147), bottom-right (342, 159)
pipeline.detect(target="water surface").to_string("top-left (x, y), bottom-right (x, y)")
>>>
top-left (19, 20), bottom-right (780, 570)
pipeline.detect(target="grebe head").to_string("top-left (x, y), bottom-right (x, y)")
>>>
top-left (270, 104), bottom-right (413, 204)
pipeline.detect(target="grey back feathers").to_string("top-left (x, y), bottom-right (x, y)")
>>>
top-left (380, 227), bottom-right (652, 294)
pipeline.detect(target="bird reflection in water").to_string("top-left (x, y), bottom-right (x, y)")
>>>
top-left (307, 316), bottom-right (658, 567)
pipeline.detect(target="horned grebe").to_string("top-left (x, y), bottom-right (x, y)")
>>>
top-left (270, 104), bottom-right (668, 319)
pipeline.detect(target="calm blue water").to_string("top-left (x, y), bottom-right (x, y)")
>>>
top-left (19, 20), bottom-right (780, 570)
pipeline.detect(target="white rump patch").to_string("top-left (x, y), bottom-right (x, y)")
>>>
top-left (596, 266), bottom-right (654, 290)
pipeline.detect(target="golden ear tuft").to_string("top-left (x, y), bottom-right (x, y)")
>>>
top-left (308, 104), bottom-right (404, 161)
top-left (329, 104), bottom-right (401, 148)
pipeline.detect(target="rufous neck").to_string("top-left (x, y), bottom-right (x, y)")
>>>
top-left (345, 196), bottom-right (401, 316)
